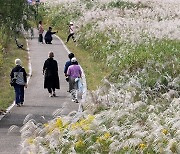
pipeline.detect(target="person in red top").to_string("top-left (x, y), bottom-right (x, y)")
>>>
top-left (38, 21), bottom-right (44, 43)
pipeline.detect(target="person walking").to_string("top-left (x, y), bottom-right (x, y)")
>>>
top-left (43, 51), bottom-right (60, 97)
top-left (10, 59), bottom-right (27, 107)
top-left (66, 22), bottom-right (76, 43)
top-left (64, 53), bottom-right (75, 77)
top-left (44, 27), bottom-right (58, 44)
top-left (64, 53), bottom-right (75, 92)
top-left (38, 21), bottom-right (44, 43)
top-left (67, 57), bottom-right (82, 103)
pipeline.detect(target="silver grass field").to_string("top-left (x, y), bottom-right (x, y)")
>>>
top-left (18, 0), bottom-right (180, 153)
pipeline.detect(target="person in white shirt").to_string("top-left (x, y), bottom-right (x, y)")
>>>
top-left (66, 22), bottom-right (76, 43)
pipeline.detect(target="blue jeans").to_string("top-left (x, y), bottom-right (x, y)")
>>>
top-left (14, 84), bottom-right (25, 104)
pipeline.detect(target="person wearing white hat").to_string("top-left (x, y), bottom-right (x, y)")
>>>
top-left (66, 22), bottom-right (76, 43)
top-left (67, 57), bottom-right (82, 103)
top-left (10, 59), bottom-right (27, 107)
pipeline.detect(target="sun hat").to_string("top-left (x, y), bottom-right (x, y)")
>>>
top-left (15, 58), bottom-right (22, 65)
top-left (71, 57), bottom-right (77, 62)
top-left (70, 22), bottom-right (73, 25)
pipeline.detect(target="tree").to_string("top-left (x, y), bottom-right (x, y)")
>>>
top-left (0, 0), bottom-right (35, 46)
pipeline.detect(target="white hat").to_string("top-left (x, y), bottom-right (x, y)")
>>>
top-left (70, 22), bottom-right (73, 25)
top-left (15, 58), bottom-right (22, 65)
top-left (71, 57), bottom-right (77, 62)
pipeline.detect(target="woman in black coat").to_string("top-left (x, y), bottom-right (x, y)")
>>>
top-left (43, 52), bottom-right (60, 97)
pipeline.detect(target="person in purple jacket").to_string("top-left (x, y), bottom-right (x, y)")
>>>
top-left (67, 57), bottom-right (82, 103)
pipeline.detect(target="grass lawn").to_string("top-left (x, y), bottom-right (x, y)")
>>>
top-left (0, 38), bottom-right (28, 110)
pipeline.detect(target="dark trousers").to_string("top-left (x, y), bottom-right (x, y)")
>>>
top-left (14, 84), bottom-right (25, 104)
top-left (39, 34), bottom-right (43, 43)
top-left (69, 77), bottom-right (78, 100)
top-left (48, 87), bottom-right (55, 94)
top-left (67, 33), bottom-right (75, 42)
top-left (45, 38), bottom-right (52, 44)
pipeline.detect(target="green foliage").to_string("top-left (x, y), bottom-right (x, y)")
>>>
top-left (108, 40), bottom-right (180, 89)
top-left (80, 0), bottom-right (95, 10)
top-left (79, 34), bottom-right (109, 61)
top-left (0, 37), bottom-right (28, 110)
top-left (0, 0), bottom-right (35, 45)
top-left (107, 0), bottom-right (149, 9)
top-left (46, 5), bottom-right (82, 31)
top-left (41, 1), bottom-right (179, 93)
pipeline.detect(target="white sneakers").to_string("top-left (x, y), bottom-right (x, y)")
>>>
top-left (49, 92), bottom-right (56, 97)
top-left (72, 98), bottom-right (79, 103)
top-left (49, 93), bottom-right (53, 97)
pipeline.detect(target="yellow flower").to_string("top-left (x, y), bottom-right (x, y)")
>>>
top-left (71, 115), bottom-right (94, 131)
top-left (55, 118), bottom-right (63, 131)
top-left (104, 132), bottom-right (111, 139)
top-left (71, 122), bottom-right (80, 130)
top-left (27, 138), bottom-right (34, 144)
top-left (82, 125), bottom-right (90, 131)
top-left (96, 132), bottom-right (111, 143)
top-left (63, 123), bottom-right (69, 129)
top-left (96, 136), bottom-right (103, 143)
top-left (75, 139), bottom-right (85, 148)
top-left (162, 129), bottom-right (168, 135)
top-left (43, 123), bottom-right (49, 127)
top-left (87, 115), bottom-right (95, 122)
top-left (139, 143), bottom-right (146, 150)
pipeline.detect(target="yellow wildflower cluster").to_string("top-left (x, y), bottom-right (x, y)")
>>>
top-left (162, 129), bottom-right (168, 135)
top-left (27, 138), bottom-right (34, 144)
top-left (139, 143), bottom-right (146, 150)
top-left (55, 118), bottom-right (63, 130)
top-left (71, 115), bottom-right (95, 131)
top-left (96, 132), bottom-right (111, 143)
top-left (44, 117), bottom-right (68, 134)
top-left (75, 139), bottom-right (85, 148)
top-left (44, 123), bottom-right (49, 127)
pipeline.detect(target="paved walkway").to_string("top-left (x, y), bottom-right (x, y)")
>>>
top-left (0, 31), bottom-right (79, 154)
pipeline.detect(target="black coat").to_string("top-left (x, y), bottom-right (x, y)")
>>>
top-left (43, 58), bottom-right (60, 89)
top-left (44, 30), bottom-right (56, 41)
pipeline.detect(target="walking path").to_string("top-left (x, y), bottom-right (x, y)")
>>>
top-left (0, 30), bottom-right (80, 154)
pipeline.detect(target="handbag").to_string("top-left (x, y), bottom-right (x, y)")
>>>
top-left (65, 77), bottom-right (69, 82)
top-left (10, 78), bottom-right (17, 86)
top-left (10, 68), bottom-right (22, 87)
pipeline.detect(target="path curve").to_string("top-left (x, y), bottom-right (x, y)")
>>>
top-left (0, 30), bottom-right (81, 154)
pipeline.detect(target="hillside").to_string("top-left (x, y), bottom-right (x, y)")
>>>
top-left (20, 0), bottom-right (180, 153)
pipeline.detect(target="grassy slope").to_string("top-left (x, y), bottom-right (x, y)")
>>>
top-left (40, 2), bottom-right (179, 93)
top-left (43, 19), bottom-right (111, 90)
top-left (0, 38), bottom-right (28, 110)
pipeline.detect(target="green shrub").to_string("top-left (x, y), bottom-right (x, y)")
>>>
top-left (107, 0), bottom-right (149, 9)
top-left (108, 39), bottom-right (180, 89)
